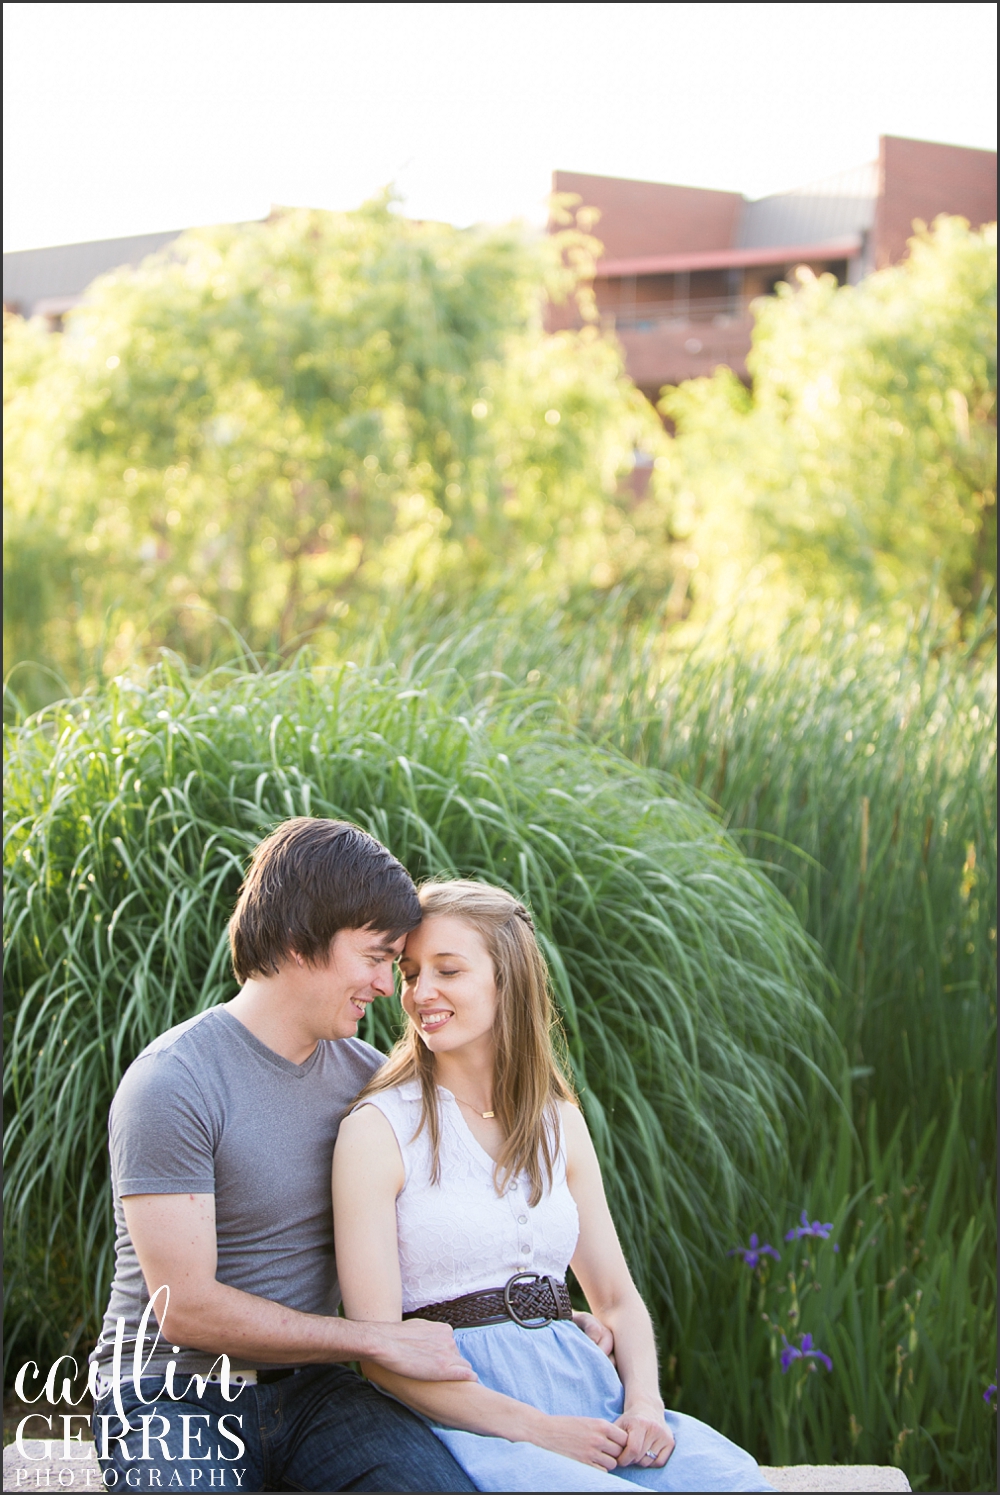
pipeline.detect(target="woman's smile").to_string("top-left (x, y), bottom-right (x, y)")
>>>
top-left (417, 1007), bottom-right (454, 1031)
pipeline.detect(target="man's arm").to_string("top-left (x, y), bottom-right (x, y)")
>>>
top-left (123, 1192), bottom-right (475, 1382)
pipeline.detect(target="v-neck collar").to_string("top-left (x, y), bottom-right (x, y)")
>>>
top-left (215, 1007), bottom-right (324, 1077)
top-left (437, 1085), bottom-right (501, 1176)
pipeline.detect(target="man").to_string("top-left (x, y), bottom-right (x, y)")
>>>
top-left (90, 818), bottom-right (477, 1492)
top-left (91, 817), bottom-right (610, 1492)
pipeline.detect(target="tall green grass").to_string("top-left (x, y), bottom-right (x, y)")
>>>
top-left (690, 1093), bottom-right (996, 1489)
top-left (3, 658), bottom-right (831, 1368)
top-left (361, 599), bottom-right (996, 1173)
top-left (4, 605), bottom-right (995, 1490)
top-left (314, 597), bottom-right (997, 1489)
top-left (575, 615), bottom-right (995, 1157)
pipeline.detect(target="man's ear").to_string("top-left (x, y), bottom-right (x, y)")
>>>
top-left (290, 949), bottom-right (306, 968)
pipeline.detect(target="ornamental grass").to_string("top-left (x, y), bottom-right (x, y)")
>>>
top-left (4, 604), bottom-right (996, 1490)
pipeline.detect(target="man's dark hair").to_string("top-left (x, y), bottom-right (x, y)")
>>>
top-left (229, 818), bottom-right (420, 983)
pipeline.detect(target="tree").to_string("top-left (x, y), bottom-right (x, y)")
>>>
top-left (4, 200), bottom-right (666, 702)
top-left (660, 217), bottom-right (997, 624)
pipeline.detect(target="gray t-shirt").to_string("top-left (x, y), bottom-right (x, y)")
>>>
top-left (91, 1007), bottom-right (383, 1375)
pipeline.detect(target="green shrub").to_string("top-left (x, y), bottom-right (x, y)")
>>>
top-left (3, 657), bottom-right (831, 1375)
top-left (3, 201), bottom-right (666, 704)
top-left (660, 217), bottom-right (997, 622)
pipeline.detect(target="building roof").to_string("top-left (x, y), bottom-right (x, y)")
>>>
top-left (3, 229), bottom-right (183, 316)
top-left (735, 162), bottom-right (878, 249)
top-left (594, 237), bottom-right (862, 278)
top-left (556, 163), bottom-right (878, 282)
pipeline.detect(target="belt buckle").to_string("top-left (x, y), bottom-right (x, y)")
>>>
top-left (502, 1271), bottom-right (557, 1330)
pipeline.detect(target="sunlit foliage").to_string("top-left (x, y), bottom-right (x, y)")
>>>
top-left (662, 217), bottom-right (997, 622)
top-left (3, 200), bottom-right (666, 701)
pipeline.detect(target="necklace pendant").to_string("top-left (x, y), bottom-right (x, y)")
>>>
top-left (454, 1094), bottom-right (495, 1120)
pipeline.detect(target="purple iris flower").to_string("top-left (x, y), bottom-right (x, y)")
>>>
top-left (985, 1383), bottom-right (997, 1405)
top-left (728, 1232), bottom-right (781, 1267)
top-left (785, 1210), bottom-right (839, 1248)
top-left (780, 1333), bottom-right (833, 1373)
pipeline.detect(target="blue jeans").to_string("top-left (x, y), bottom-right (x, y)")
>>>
top-left (92, 1368), bottom-right (477, 1492)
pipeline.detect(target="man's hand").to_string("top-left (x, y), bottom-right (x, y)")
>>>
top-left (364, 1320), bottom-right (477, 1383)
top-left (614, 1399), bottom-right (674, 1467)
top-left (572, 1309), bottom-right (615, 1359)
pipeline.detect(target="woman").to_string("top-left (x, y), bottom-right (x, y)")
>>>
top-left (333, 881), bottom-right (774, 1492)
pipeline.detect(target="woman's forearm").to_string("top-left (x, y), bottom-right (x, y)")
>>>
top-left (596, 1291), bottom-right (664, 1410)
top-left (361, 1358), bottom-right (548, 1442)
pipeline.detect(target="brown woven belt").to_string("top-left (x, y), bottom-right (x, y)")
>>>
top-left (403, 1271), bottom-right (574, 1330)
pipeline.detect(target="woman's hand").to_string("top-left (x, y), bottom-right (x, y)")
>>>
top-left (532, 1413), bottom-right (628, 1470)
top-left (613, 1400), bottom-right (674, 1467)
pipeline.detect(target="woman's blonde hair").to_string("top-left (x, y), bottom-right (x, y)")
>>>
top-left (357, 880), bottom-right (576, 1205)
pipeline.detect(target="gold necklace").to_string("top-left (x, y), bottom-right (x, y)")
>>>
top-left (453, 1095), bottom-right (495, 1120)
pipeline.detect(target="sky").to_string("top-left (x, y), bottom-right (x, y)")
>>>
top-left (3, 1), bottom-right (997, 253)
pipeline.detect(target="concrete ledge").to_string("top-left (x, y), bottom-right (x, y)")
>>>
top-left (761, 1466), bottom-right (911, 1492)
top-left (4, 1440), bottom-right (912, 1492)
top-left (5, 1440), bottom-right (102, 1491)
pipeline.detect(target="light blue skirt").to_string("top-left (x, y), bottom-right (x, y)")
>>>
top-left (430, 1318), bottom-right (775, 1492)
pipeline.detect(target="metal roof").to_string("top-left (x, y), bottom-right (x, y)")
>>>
top-left (3, 229), bottom-right (184, 316)
top-left (736, 163), bottom-right (877, 250)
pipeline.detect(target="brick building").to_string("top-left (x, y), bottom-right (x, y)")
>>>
top-left (4, 133), bottom-right (995, 381)
top-left (551, 135), bottom-right (996, 397)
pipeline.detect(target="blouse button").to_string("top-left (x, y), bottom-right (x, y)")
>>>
top-left (521, 1243), bottom-right (531, 1254)
top-left (518, 1215), bottom-right (528, 1225)
top-left (509, 1183), bottom-right (518, 1193)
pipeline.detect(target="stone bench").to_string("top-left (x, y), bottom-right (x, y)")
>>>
top-left (5, 1438), bottom-right (104, 1491)
top-left (761, 1468), bottom-right (910, 1492)
top-left (3, 1439), bottom-right (912, 1491)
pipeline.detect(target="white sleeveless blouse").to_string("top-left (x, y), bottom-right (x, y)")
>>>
top-left (360, 1080), bottom-right (581, 1313)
